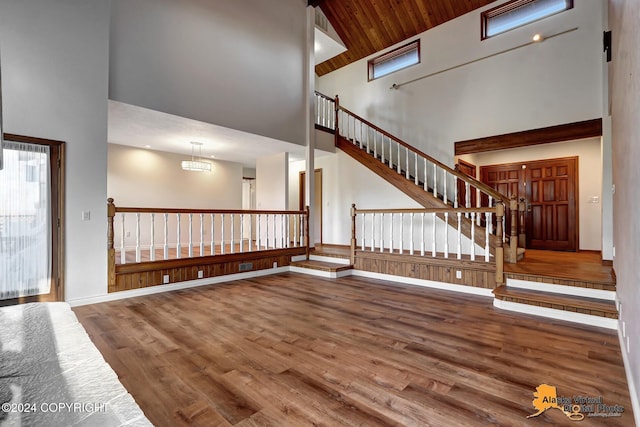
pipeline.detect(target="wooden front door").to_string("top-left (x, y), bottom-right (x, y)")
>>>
top-left (480, 157), bottom-right (578, 251)
top-left (525, 157), bottom-right (577, 251)
top-left (480, 163), bottom-right (523, 238)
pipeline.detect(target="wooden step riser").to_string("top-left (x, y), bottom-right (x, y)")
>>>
top-left (493, 299), bottom-right (618, 330)
top-left (506, 278), bottom-right (616, 300)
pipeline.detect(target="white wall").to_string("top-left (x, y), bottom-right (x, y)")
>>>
top-left (290, 151), bottom-right (422, 245)
top-left (459, 137), bottom-right (603, 251)
top-left (0, 0), bottom-right (110, 303)
top-left (609, 0), bottom-right (640, 419)
top-left (319, 0), bottom-right (604, 164)
top-left (110, 0), bottom-right (307, 146)
top-left (257, 152), bottom-right (289, 210)
top-left (108, 144), bottom-right (242, 209)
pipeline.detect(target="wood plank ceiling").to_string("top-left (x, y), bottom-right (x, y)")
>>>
top-left (314, 0), bottom-right (497, 76)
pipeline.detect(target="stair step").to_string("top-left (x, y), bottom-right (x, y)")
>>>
top-left (291, 260), bottom-right (352, 272)
top-left (493, 285), bottom-right (618, 319)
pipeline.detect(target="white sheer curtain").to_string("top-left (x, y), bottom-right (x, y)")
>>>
top-left (0, 141), bottom-right (51, 299)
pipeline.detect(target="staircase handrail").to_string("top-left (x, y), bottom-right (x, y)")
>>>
top-left (335, 101), bottom-right (507, 204)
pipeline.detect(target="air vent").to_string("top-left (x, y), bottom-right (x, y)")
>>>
top-left (239, 262), bottom-right (253, 272)
top-left (315, 12), bottom-right (328, 32)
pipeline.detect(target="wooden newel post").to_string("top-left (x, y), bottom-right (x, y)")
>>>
top-left (509, 196), bottom-right (518, 263)
top-left (107, 198), bottom-right (116, 292)
top-left (495, 202), bottom-right (504, 286)
top-left (334, 95), bottom-right (340, 147)
top-left (518, 197), bottom-right (526, 248)
top-left (304, 205), bottom-right (310, 259)
top-left (350, 203), bottom-right (356, 265)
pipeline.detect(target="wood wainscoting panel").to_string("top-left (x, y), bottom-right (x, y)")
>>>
top-left (110, 248), bottom-right (304, 293)
top-left (354, 251), bottom-right (497, 289)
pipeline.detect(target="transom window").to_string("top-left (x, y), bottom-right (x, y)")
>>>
top-left (481, 0), bottom-right (573, 40)
top-left (368, 40), bottom-right (420, 81)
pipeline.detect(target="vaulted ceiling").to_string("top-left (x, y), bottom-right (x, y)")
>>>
top-left (314, 0), bottom-right (497, 76)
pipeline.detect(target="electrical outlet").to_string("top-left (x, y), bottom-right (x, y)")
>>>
top-left (455, 270), bottom-right (462, 279)
top-left (198, 270), bottom-right (203, 279)
top-left (163, 274), bottom-right (170, 284)
top-left (82, 211), bottom-right (91, 221)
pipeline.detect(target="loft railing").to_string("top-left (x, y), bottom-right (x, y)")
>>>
top-left (350, 203), bottom-right (506, 286)
top-left (107, 199), bottom-right (309, 288)
top-left (314, 91), bottom-right (336, 131)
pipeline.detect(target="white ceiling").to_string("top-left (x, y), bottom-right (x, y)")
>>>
top-left (108, 100), bottom-right (310, 168)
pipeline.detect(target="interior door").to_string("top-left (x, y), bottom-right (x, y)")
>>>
top-left (525, 157), bottom-right (577, 251)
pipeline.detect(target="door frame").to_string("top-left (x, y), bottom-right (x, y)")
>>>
top-left (1, 133), bottom-right (65, 305)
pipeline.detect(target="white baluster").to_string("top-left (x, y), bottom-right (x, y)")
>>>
top-left (229, 214), bottom-right (236, 254)
top-left (389, 213), bottom-right (394, 253)
top-left (273, 214), bottom-right (277, 248)
top-left (409, 212), bottom-right (414, 255)
top-left (361, 213), bottom-right (365, 251)
top-left (431, 212), bottom-right (436, 257)
top-left (281, 214), bottom-right (285, 248)
top-left (405, 148), bottom-right (409, 179)
top-left (249, 214), bottom-right (253, 252)
top-left (433, 163), bottom-right (438, 198)
top-left (150, 213), bottom-right (155, 261)
top-left (414, 153), bottom-right (418, 185)
top-left (470, 212), bottom-right (476, 261)
top-left (488, 196), bottom-right (494, 234)
top-left (221, 214), bottom-right (225, 255)
top-left (397, 143), bottom-right (401, 174)
top-left (293, 213), bottom-right (297, 248)
top-left (358, 121), bottom-right (363, 149)
top-left (465, 182), bottom-right (471, 208)
top-left (256, 214), bottom-right (261, 249)
top-left (454, 177), bottom-right (459, 208)
top-left (443, 169), bottom-right (448, 205)
top-left (240, 213), bottom-right (244, 253)
top-left (399, 213), bottom-right (404, 254)
top-left (199, 213), bottom-right (205, 256)
top-left (163, 213), bottom-right (169, 260)
top-left (136, 212), bottom-right (141, 262)
top-left (300, 213), bottom-right (304, 246)
top-left (188, 213), bottom-right (193, 258)
top-left (120, 214), bottom-right (126, 264)
top-left (380, 133), bottom-right (385, 165)
top-left (210, 214), bottom-right (215, 256)
top-left (457, 212), bottom-right (462, 260)
top-left (485, 212), bottom-right (490, 262)
top-left (444, 212), bottom-right (449, 258)
top-left (420, 212), bottom-right (425, 256)
top-left (371, 213), bottom-right (375, 251)
top-left (423, 158), bottom-right (428, 191)
top-left (176, 214), bottom-right (181, 259)
top-left (380, 212), bottom-right (384, 252)
top-left (135, 213), bottom-right (141, 263)
top-left (286, 214), bottom-right (290, 248)
top-left (373, 129), bottom-right (377, 158)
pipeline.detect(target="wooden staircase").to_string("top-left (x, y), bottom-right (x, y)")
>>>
top-left (290, 245), bottom-right (353, 278)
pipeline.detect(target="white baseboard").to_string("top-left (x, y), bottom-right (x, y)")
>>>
top-left (291, 254), bottom-right (308, 262)
top-left (289, 266), bottom-right (353, 278)
top-left (351, 270), bottom-right (494, 297)
top-left (493, 299), bottom-right (618, 330)
top-left (308, 254), bottom-right (351, 265)
top-left (67, 266), bottom-right (290, 307)
top-left (618, 325), bottom-right (640, 427)
top-left (507, 278), bottom-right (616, 300)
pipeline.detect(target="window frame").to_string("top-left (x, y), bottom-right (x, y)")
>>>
top-left (481, 0), bottom-right (574, 40)
top-left (367, 40), bottom-right (420, 82)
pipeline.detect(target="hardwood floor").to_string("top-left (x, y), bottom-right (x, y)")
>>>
top-left (505, 249), bottom-right (615, 284)
top-left (74, 273), bottom-right (633, 426)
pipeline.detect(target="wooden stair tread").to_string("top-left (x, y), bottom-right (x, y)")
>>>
top-left (493, 285), bottom-right (617, 318)
top-left (291, 260), bottom-right (353, 272)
